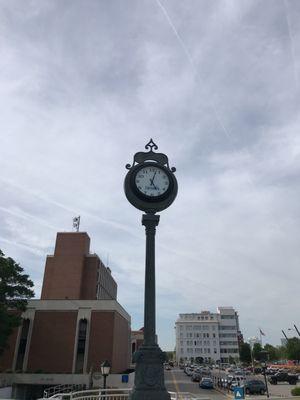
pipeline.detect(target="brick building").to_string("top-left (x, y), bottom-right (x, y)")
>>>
top-left (0, 232), bottom-right (131, 398)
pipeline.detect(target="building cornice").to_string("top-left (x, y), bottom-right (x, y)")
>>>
top-left (26, 299), bottom-right (131, 322)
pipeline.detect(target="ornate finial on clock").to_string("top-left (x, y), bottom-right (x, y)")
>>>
top-left (145, 138), bottom-right (158, 152)
top-left (126, 139), bottom-right (176, 172)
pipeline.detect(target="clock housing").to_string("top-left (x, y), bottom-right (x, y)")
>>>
top-left (131, 163), bottom-right (174, 202)
top-left (124, 140), bottom-right (178, 213)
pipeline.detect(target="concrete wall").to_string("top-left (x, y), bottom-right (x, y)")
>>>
top-left (0, 386), bottom-right (12, 399)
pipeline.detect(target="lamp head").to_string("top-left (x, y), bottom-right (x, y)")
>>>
top-left (101, 360), bottom-right (111, 376)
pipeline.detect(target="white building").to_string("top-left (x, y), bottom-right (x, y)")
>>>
top-left (175, 307), bottom-right (240, 364)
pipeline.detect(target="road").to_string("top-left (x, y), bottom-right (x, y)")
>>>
top-left (164, 368), bottom-right (300, 399)
top-left (164, 368), bottom-right (225, 399)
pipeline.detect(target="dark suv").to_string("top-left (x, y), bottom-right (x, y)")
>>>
top-left (269, 372), bottom-right (298, 385)
top-left (244, 380), bottom-right (266, 395)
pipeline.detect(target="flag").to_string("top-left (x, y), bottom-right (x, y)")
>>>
top-left (73, 216), bottom-right (80, 231)
top-left (259, 329), bottom-right (265, 336)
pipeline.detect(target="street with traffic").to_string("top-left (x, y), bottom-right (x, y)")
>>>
top-left (164, 366), bottom-right (300, 399)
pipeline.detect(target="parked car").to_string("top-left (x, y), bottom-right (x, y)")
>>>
top-left (244, 380), bottom-right (267, 395)
top-left (201, 367), bottom-right (211, 377)
top-left (199, 377), bottom-right (214, 389)
top-left (185, 367), bottom-right (193, 376)
top-left (265, 368), bottom-right (277, 375)
top-left (229, 376), bottom-right (246, 391)
top-left (221, 378), bottom-right (228, 389)
top-left (191, 372), bottom-right (202, 382)
top-left (269, 372), bottom-right (298, 385)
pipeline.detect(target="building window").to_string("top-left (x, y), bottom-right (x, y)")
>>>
top-left (219, 333), bottom-right (237, 338)
top-left (75, 319), bottom-right (88, 373)
top-left (219, 326), bottom-right (236, 330)
top-left (132, 342), bottom-right (136, 355)
top-left (16, 319), bottom-right (30, 371)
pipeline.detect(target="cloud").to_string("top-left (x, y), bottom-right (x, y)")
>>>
top-left (0, 0), bottom-right (300, 349)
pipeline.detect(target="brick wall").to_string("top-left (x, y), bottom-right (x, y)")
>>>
top-left (27, 311), bottom-right (77, 373)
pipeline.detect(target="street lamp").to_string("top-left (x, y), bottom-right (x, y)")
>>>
top-left (124, 140), bottom-right (178, 400)
top-left (288, 326), bottom-right (300, 337)
top-left (259, 351), bottom-right (269, 398)
top-left (100, 360), bottom-right (111, 390)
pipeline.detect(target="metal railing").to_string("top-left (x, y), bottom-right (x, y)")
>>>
top-left (45, 388), bottom-right (208, 400)
top-left (44, 384), bottom-right (86, 398)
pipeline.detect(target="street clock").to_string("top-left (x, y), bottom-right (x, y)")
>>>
top-left (124, 139), bottom-right (178, 213)
top-left (124, 139), bottom-right (177, 400)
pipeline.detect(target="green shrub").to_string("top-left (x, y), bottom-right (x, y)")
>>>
top-left (291, 387), bottom-right (300, 396)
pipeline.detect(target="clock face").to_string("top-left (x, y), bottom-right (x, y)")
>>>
top-left (135, 165), bottom-right (170, 197)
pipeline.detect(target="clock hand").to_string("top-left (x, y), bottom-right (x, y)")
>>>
top-left (152, 172), bottom-right (159, 190)
top-left (149, 175), bottom-right (158, 190)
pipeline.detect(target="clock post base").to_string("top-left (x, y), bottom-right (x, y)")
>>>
top-left (129, 345), bottom-right (170, 400)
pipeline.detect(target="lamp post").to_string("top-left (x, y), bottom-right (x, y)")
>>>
top-left (100, 360), bottom-right (111, 390)
top-left (124, 140), bottom-right (178, 400)
top-left (288, 326), bottom-right (300, 338)
top-left (259, 351), bottom-right (269, 398)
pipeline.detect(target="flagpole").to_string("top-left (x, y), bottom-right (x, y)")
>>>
top-left (259, 329), bottom-right (262, 347)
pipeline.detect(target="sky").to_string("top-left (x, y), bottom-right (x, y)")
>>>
top-left (1, 0), bottom-right (300, 351)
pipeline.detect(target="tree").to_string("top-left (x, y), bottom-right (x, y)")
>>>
top-left (165, 351), bottom-right (175, 362)
top-left (252, 343), bottom-right (263, 361)
top-left (0, 250), bottom-right (34, 354)
top-left (277, 345), bottom-right (287, 360)
top-left (239, 342), bottom-right (252, 363)
top-left (229, 356), bottom-right (235, 365)
top-left (286, 338), bottom-right (300, 361)
top-left (264, 344), bottom-right (279, 361)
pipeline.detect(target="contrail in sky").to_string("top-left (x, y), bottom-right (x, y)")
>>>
top-left (155, 0), bottom-right (232, 140)
top-left (0, 205), bottom-right (58, 231)
top-left (155, 0), bottom-right (196, 73)
top-left (211, 104), bottom-right (231, 139)
top-left (283, 0), bottom-right (299, 88)
top-left (0, 177), bottom-right (140, 239)
top-left (0, 236), bottom-right (44, 257)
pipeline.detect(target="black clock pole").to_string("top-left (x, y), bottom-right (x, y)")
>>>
top-left (143, 213), bottom-right (159, 346)
top-left (124, 140), bottom-right (178, 400)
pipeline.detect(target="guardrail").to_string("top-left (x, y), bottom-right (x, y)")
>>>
top-left (45, 388), bottom-right (209, 400)
top-left (44, 384), bottom-right (86, 398)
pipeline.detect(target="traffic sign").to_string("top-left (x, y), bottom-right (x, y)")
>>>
top-left (234, 387), bottom-right (245, 399)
